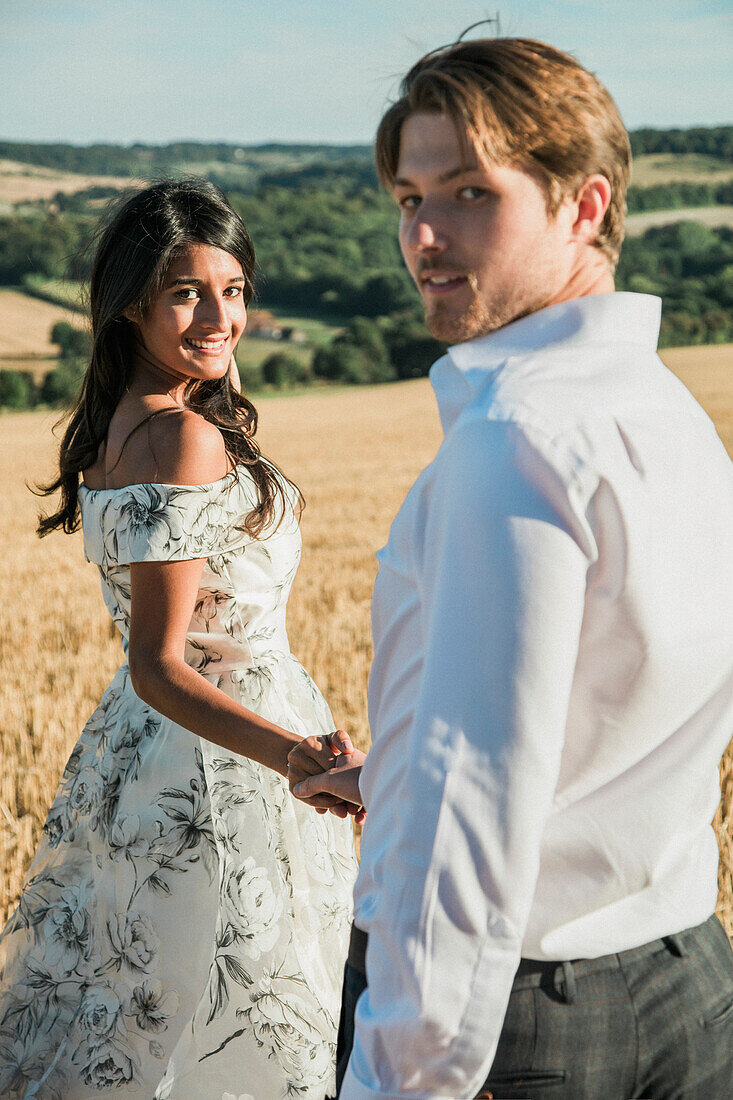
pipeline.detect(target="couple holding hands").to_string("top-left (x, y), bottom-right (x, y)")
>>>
top-left (1, 34), bottom-right (732, 1100)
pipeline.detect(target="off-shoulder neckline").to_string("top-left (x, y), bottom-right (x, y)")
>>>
top-left (79, 466), bottom-right (242, 498)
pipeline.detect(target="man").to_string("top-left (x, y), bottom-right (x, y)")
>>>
top-left (290, 36), bottom-right (733, 1099)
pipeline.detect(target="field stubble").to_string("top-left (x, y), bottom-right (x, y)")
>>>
top-left (0, 350), bottom-right (731, 935)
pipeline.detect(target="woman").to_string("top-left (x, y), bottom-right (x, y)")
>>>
top-left (0, 180), bottom-right (359, 1100)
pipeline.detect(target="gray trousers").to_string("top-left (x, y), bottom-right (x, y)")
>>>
top-left (334, 914), bottom-right (733, 1099)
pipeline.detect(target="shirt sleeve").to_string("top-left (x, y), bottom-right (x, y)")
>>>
top-left (341, 417), bottom-right (598, 1099)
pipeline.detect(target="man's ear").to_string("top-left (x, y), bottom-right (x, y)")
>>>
top-left (572, 175), bottom-right (612, 244)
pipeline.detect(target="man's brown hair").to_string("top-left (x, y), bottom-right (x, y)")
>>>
top-left (375, 37), bottom-right (631, 268)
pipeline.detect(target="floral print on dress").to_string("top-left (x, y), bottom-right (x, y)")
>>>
top-left (0, 468), bottom-right (357, 1099)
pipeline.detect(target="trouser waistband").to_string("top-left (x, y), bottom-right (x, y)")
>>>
top-left (347, 915), bottom-right (716, 988)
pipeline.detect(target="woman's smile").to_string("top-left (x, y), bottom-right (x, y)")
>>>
top-left (183, 335), bottom-right (229, 354)
top-left (129, 242), bottom-right (247, 387)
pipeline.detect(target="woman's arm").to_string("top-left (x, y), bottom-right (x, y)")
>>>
top-left (125, 409), bottom-right (341, 780)
top-left (129, 557), bottom-right (307, 776)
top-left (130, 563), bottom-right (364, 794)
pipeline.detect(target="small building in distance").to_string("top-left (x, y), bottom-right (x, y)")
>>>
top-left (246, 309), bottom-right (306, 344)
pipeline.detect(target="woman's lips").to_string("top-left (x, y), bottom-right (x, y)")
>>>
top-left (184, 336), bottom-right (228, 353)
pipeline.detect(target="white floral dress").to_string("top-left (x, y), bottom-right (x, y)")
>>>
top-left (0, 467), bottom-right (358, 1100)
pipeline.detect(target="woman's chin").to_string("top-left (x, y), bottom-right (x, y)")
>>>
top-left (181, 355), bottom-right (231, 382)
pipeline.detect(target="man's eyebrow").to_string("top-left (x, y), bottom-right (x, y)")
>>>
top-left (393, 164), bottom-right (481, 188)
top-left (166, 275), bottom-right (246, 286)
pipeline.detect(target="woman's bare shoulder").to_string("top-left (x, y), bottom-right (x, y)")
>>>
top-left (84, 404), bottom-right (230, 490)
top-left (143, 408), bottom-right (230, 486)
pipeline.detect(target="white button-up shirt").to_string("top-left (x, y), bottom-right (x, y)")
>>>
top-left (341, 293), bottom-right (733, 1100)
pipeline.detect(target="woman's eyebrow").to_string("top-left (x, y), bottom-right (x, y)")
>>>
top-left (166, 275), bottom-right (246, 286)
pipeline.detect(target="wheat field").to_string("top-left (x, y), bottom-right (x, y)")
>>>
top-left (0, 159), bottom-right (139, 206)
top-left (0, 289), bottom-right (85, 359)
top-left (1, 348), bottom-right (732, 936)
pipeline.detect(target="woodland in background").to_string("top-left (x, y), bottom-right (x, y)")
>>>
top-left (0, 125), bottom-right (732, 405)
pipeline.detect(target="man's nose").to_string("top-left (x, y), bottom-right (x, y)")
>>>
top-left (406, 208), bottom-right (447, 253)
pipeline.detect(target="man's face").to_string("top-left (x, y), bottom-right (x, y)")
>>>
top-left (394, 112), bottom-right (576, 343)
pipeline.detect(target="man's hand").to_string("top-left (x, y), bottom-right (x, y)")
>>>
top-left (287, 731), bottom-right (366, 823)
top-left (292, 749), bottom-right (366, 819)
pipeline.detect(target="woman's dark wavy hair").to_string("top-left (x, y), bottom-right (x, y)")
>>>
top-left (37, 178), bottom-right (301, 538)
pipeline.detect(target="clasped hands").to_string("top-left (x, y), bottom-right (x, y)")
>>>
top-left (287, 730), bottom-right (366, 824)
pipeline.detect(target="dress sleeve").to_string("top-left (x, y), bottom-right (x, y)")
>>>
top-left (81, 474), bottom-right (256, 566)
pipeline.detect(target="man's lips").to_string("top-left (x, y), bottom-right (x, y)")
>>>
top-left (419, 271), bottom-right (470, 295)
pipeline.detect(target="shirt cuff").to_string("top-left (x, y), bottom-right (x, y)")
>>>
top-left (339, 1061), bottom-right (407, 1100)
top-left (340, 1061), bottom-right (454, 1100)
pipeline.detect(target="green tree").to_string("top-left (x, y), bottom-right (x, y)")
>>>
top-left (0, 370), bottom-right (36, 409)
top-left (261, 352), bottom-right (310, 387)
top-left (313, 343), bottom-right (395, 384)
top-left (51, 321), bottom-right (92, 358)
top-left (40, 360), bottom-right (83, 406)
top-left (235, 358), bottom-right (264, 393)
top-left (382, 314), bottom-right (445, 379)
top-left (341, 317), bottom-right (391, 365)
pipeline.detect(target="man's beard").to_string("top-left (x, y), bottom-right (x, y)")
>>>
top-left (423, 280), bottom-right (552, 343)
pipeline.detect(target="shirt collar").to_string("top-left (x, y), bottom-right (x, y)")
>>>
top-left (429, 293), bottom-right (662, 434)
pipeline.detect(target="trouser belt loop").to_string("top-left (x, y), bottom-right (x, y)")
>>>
top-left (663, 932), bottom-right (688, 957)
top-left (556, 960), bottom-right (577, 1004)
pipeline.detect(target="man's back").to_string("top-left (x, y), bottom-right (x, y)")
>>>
top-left (348, 292), bottom-right (733, 1096)
top-left (447, 292), bottom-right (732, 956)
top-left (361, 290), bottom-right (732, 954)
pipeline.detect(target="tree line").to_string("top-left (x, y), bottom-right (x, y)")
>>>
top-left (2, 214), bottom-right (729, 410)
top-left (2, 126), bottom-right (731, 186)
top-left (629, 127), bottom-right (733, 159)
top-left (0, 127), bottom-right (731, 408)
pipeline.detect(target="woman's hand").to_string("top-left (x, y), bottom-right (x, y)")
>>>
top-left (288, 731), bottom-right (366, 823)
top-left (293, 752), bottom-right (365, 817)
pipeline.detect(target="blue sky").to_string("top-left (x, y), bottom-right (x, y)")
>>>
top-left (2, 0), bottom-right (731, 146)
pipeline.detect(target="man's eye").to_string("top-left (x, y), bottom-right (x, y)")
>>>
top-left (397, 195), bottom-right (420, 210)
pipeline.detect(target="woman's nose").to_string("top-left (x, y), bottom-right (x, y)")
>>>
top-left (198, 294), bottom-right (230, 330)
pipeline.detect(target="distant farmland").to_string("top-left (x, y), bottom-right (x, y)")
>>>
top-left (0, 288), bottom-right (88, 377)
top-left (0, 158), bottom-right (139, 206)
top-left (626, 204), bottom-right (733, 235)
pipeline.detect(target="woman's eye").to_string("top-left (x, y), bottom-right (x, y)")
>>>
top-left (459, 186), bottom-right (486, 200)
top-left (397, 194), bottom-right (420, 210)
top-left (225, 286), bottom-right (243, 297)
top-left (175, 288), bottom-right (199, 301)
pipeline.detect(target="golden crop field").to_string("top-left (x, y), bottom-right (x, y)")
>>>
top-left (0, 159), bottom-right (138, 206)
top-left (1, 348), bottom-right (732, 938)
top-left (630, 153), bottom-right (733, 187)
top-left (626, 204), bottom-right (733, 236)
top-left (0, 288), bottom-right (87, 372)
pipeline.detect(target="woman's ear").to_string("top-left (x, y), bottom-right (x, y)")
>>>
top-left (228, 355), bottom-right (242, 393)
top-left (122, 306), bottom-right (140, 324)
